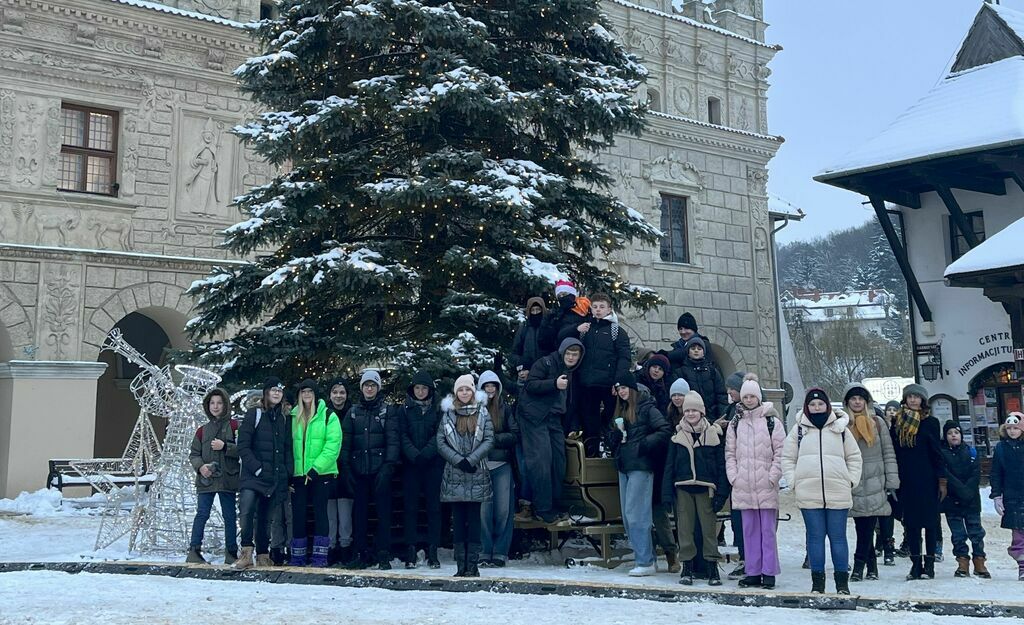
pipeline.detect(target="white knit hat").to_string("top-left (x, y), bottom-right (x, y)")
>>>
top-left (453, 373), bottom-right (476, 394)
top-left (682, 391), bottom-right (706, 416)
top-left (740, 375), bottom-right (762, 403)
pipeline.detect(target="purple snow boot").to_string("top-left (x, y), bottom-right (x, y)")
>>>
top-left (311, 536), bottom-right (330, 568)
top-left (288, 538), bottom-right (309, 567)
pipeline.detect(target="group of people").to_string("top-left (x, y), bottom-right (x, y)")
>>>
top-left (185, 279), bottom-right (1024, 591)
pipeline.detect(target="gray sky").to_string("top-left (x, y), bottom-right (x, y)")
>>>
top-left (764, 0), bottom-right (1017, 244)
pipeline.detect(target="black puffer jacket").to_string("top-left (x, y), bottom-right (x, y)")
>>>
top-left (557, 314), bottom-right (631, 388)
top-left (676, 358), bottom-right (729, 421)
top-left (519, 338), bottom-right (585, 424)
top-left (660, 420), bottom-right (729, 505)
top-left (399, 370), bottom-right (442, 465)
top-left (538, 296), bottom-right (588, 354)
top-left (347, 395), bottom-right (400, 476)
top-left (606, 388), bottom-right (671, 474)
top-left (991, 437), bottom-right (1024, 530)
top-left (237, 403), bottom-right (292, 497)
top-left (939, 441), bottom-right (981, 515)
top-left (329, 400), bottom-right (353, 497)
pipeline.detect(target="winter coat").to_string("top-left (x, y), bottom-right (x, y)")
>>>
top-left (664, 335), bottom-right (718, 370)
top-left (237, 403), bottom-right (292, 497)
top-left (558, 313), bottom-right (631, 388)
top-left (290, 399), bottom-right (342, 477)
top-left (539, 298), bottom-right (588, 354)
top-left (347, 395), bottom-right (400, 476)
top-left (660, 420), bottom-right (729, 504)
top-left (437, 393), bottom-right (495, 503)
top-left (939, 442), bottom-right (981, 516)
top-left (891, 410), bottom-right (944, 527)
top-left (399, 371), bottom-right (442, 466)
top-left (675, 358), bottom-right (729, 421)
top-left (189, 414), bottom-right (240, 493)
top-left (848, 413), bottom-right (899, 517)
top-left (605, 388), bottom-right (671, 474)
top-left (990, 437), bottom-right (1024, 530)
top-left (511, 308), bottom-right (546, 371)
top-left (725, 402), bottom-right (785, 510)
top-left (519, 338), bottom-right (585, 424)
top-left (638, 369), bottom-right (670, 414)
top-left (329, 401), bottom-right (353, 498)
top-left (478, 370), bottom-right (519, 464)
top-left (782, 409), bottom-right (863, 510)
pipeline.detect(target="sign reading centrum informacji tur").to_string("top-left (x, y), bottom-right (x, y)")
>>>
top-left (957, 332), bottom-right (1013, 378)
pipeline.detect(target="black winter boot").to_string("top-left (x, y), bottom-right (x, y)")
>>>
top-left (802, 554), bottom-right (810, 569)
top-left (453, 543), bottom-right (466, 577)
top-left (679, 559), bottom-right (694, 586)
top-left (465, 544), bottom-right (482, 577)
top-left (884, 539), bottom-right (896, 566)
top-left (835, 571), bottom-right (851, 595)
top-left (906, 556), bottom-right (923, 580)
top-left (427, 545), bottom-right (441, 569)
top-left (866, 552), bottom-right (879, 580)
top-left (377, 550), bottom-right (392, 570)
top-left (186, 547), bottom-right (207, 564)
top-left (811, 571), bottom-right (826, 593)
top-left (760, 575), bottom-right (775, 590)
top-left (404, 544), bottom-right (418, 569)
top-left (922, 555), bottom-right (935, 579)
top-left (706, 560), bottom-right (722, 586)
top-left (270, 547), bottom-right (285, 566)
top-left (850, 559), bottom-right (865, 582)
top-left (738, 575), bottom-right (762, 588)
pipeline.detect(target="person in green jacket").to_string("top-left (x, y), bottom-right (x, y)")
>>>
top-left (289, 379), bottom-right (342, 567)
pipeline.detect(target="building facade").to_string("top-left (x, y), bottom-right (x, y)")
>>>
top-left (0, 0), bottom-right (782, 497)
top-left (781, 288), bottom-right (896, 338)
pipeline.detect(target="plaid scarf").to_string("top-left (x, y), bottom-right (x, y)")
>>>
top-left (895, 406), bottom-right (925, 448)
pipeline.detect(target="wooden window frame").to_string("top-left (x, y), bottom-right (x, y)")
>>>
top-left (948, 210), bottom-right (985, 261)
top-left (659, 193), bottom-right (689, 264)
top-left (59, 103), bottom-right (119, 197)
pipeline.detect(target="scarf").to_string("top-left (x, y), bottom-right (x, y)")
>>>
top-left (571, 296), bottom-right (591, 317)
top-left (806, 410), bottom-right (830, 430)
top-left (895, 406), bottom-right (924, 448)
top-left (603, 311), bottom-right (620, 340)
top-left (849, 410), bottom-right (876, 446)
top-left (677, 416), bottom-right (708, 435)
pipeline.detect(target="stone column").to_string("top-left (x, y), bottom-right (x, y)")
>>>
top-left (0, 360), bottom-right (107, 498)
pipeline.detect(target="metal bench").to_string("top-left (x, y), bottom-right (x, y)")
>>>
top-left (47, 458), bottom-right (155, 494)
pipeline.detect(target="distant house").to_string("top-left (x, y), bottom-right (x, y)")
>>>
top-left (781, 288), bottom-right (895, 338)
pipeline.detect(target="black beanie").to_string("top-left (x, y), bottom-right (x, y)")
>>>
top-left (262, 376), bottom-right (285, 392)
top-left (943, 420), bottom-right (962, 440)
top-left (614, 371), bottom-right (638, 391)
top-left (804, 387), bottom-right (830, 415)
top-left (298, 378), bottom-right (318, 393)
top-left (677, 312), bottom-right (698, 332)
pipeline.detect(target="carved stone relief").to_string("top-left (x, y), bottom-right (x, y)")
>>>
top-left (0, 89), bottom-right (14, 185)
top-left (672, 83), bottom-right (693, 117)
top-left (86, 216), bottom-right (133, 251)
top-left (39, 263), bottom-right (81, 360)
top-left (696, 45), bottom-right (721, 73)
top-left (731, 95), bottom-right (752, 131)
top-left (13, 99), bottom-right (44, 189)
top-left (746, 165), bottom-right (768, 198)
top-left (42, 100), bottom-right (61, 188)
top-left (642, 154), bottom-right (705, 190)
top-left (174, 112), bottom-right (242, 222)
top-left (75, 23), bottom-right (97, 46)
top-left (0, 8), bottom-right (25, 34)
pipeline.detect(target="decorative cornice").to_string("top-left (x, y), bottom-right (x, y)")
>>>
top-left (0, 242), bottom-right (246, 271)
top-left (0, 359), bottom-right (107, 379)
top-left (607, 0), bottom-right (779, 51)
top-left (643, 113), bottom-right (782, 160)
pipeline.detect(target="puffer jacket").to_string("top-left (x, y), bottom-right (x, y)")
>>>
top-left (189, 390), bottom-right (240, 494)
top-left (237, 403), bottom-right (292, 497)
top-left (347, 395), bottom-right (400, 476)
top-left (519, 338), bottom-right (585, 424)
top-left (290, 398), bottom-right (342, 477)
top-left (939, 441), bottom-right (981, 515)
top-left (989, 436), bottom-right (1024, 530)
top-left (676, 357), bottom-right (729, 421)
top-left (725, 402), bottom-right (785, 510)
top-left (399, 370), bottom-right (442, 465)
top-left (557, 312), bottom-right (631, 388)
top-left (660, 419), bottom-right (729, 504)
top-left (605, 387), bottom-right (671, 474)
top-left (848, 412), bottom-right (899, 517)
top-left (782, 409), bottom-right (863, 510)
top-left (478, 370), bottom-right (519, 464)
top-left (437, 392), bottom-right (495, 503)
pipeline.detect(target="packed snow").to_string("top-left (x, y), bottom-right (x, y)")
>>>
top-left (944, 214), bottom-right (1024, 277)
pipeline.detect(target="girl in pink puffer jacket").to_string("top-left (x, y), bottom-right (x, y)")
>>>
top-left (725, 375), bottom-right (785, 589)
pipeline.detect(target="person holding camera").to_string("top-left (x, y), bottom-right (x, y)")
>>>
top-left (187, 387), bottom-right (239, 565)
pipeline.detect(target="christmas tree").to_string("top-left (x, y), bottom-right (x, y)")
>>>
top-left (186, 0), bottom-right (663, 387)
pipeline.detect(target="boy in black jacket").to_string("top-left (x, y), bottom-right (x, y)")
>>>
top-left (939, 421), bottom-right (988, 578)
top-left (668, 337), bottom-right (728, 421)
top-left (398, 370), bottom-right (443, 569)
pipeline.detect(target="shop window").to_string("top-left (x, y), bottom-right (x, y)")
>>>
top-left (659, 194), bottom-right (688, 264)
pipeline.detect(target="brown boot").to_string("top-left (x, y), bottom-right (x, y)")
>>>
top-left (954, 556), bottom-right (970, 578)
top-left (255, 553), bottom-right (273, 567)
top-left (233, 546), bottom-right (254, 570)
top-left (666, 552), bottom-right (681, 574)
top-left (972, 555), bottom-right (991, 579)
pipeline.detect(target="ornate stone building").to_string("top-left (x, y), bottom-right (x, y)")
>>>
top-left (0, 0), bottom-right (783, 497)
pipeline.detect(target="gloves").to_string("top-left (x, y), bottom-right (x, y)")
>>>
top-left (995, 495), bottom-right (1005, 516)
top-left (938, 478), bottom-right (947, 502)
top-left (457, 458), bottom-right (476, 473)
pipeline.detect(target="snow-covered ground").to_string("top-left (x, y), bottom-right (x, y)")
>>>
top-left (1, 485), bottom-right (1021, 623)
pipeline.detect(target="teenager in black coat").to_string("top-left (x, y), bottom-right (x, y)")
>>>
top-left (398, 370), bottom-right (443, 569)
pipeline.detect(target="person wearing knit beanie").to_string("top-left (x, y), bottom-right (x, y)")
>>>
top-left (726, 371), bottom-right (747, 393)
top-left (453, 373), bottom-right (477, 396)
top-left (670, 378), bottom-right (691, 398)
top-left (263, 376), bottom-right (285, 393)
top-left (615, 371), bottom-right (639, 391)
top-left (902, 384), bottom-right (929, 404)
top-left (360, 370), bottom-right (382, 391)
top-left (740, 374), bottom-right (763, 407)
top-left (683, 390), bottom-right (706, 416)
top-left (677, 312), bottom-right (699, 338)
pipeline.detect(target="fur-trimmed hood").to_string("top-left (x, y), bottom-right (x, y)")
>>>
top-left (441, 390), bottom-right (488, 413)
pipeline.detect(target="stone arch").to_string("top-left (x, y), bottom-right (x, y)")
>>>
top-left (701, 327), bottom-right (746, 376)
top-left (84, 282), bottom-right (193, 361)
top-left (0, 283), bottom-right (34, 361)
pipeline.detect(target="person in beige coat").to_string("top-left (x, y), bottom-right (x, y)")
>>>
top-left (783, 388), bottom-right (863, 596)
top-left (844, 383), bottom-right (898, 582)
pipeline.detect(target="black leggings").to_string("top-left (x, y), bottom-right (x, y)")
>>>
top-left (452, 502), bottom-right (482, 544)
top-left (290, 475), bottom-right (333, 539)
top-left (853, 516), bottom-right (878, 564)
top-left (905, 518), bottom-right (940, 558)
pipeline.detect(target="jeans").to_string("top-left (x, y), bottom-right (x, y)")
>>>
top-left (453, 502), bottom-right (482, 544)
top-left (618, 471), bottom-right (655, 567)
top-left (515, 445), bottom-right (532, 503)
top-left (481, 463), bottom-right (515, 562)
top-left (520, 416), bottom-right (565, 517)
top-left (239, 488), bottom-right (283, 554)
top-left (945, 512), bottom-right (986, 558)
top-left (801, 508), bottom-right (850, 573)
top-left (290, 475), bottom-right (332, 539)
top-left (327, 498), bottom-right (354, 548)
top-left (190, 491), bottom-right (237, 551)
top-left (402, 460), bottom-right (443, 549)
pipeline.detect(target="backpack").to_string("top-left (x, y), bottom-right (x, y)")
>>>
top-left (732, 412), bottom-right (775, 436)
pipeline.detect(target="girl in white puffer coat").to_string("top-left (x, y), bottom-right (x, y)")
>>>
top-left (782, 388), bottom-right (862, 596)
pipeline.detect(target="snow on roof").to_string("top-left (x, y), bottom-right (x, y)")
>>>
top-left (782, 289), bottom-right (892, 322)
top-left (989, 3), bottom-right (1024, 45)
top-left (768, 193), bottom-right (805, 220)
top-left (107, 0), bottom-right (244, 27)
top-left (611, 0), bottom-right (779, 50)
top-left (944, 214), bottom-right (1024, 278)
top-left (817, 56), bottom-right (1024, 180)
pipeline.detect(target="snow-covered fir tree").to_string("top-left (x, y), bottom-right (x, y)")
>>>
top-left (185, 0), bottom-right (662, 387)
